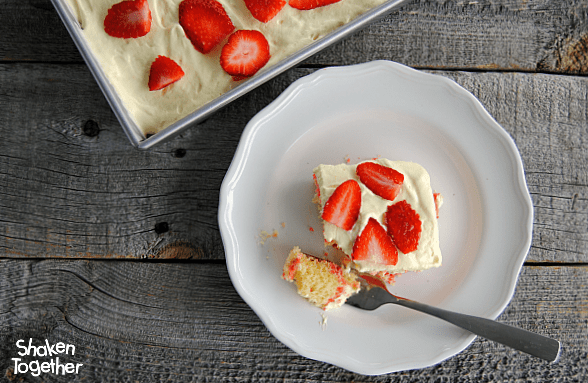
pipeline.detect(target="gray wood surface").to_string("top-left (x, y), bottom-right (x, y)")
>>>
top-left (0, 0), bottom-right (586, 381)
top-left (3, 0), bottom-right (588, 74)
top-left (2, 66), bottom-right (585, 263)
top-left (0, 260), bottom-right (586, 382)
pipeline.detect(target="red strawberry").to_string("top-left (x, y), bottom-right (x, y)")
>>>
top-left (352, 218), bottom-right (398, 266)
top-left (104, 0), bottom-right (152, 38)
top-left (385, 200), bottom-right (422, 254)
top-left (321, 179), bottom-right (361, 231)
top-left (179, 0), bottom-right (235, 54)
top-left (244, 0), bottom-right (286, 23)
top-left (289, 0), bottom-right (341, 10)
top-left (220, 30), bottom-right (271, 78)
top-left (356, 161), bottom-right (404, 201)
top-left (148, 56), bottom-right (185, 91)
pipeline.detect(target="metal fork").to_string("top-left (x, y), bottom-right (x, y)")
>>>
top-left (346, 276), bottom-right (561, 362)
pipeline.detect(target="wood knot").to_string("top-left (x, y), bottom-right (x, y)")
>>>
top-left (173, 148), bottom-right (187, 158)
top-left (82, 120), bottom-right (100, 137)
top-left (154, 222), bottom-right (169, 234)
top-left (558, 34), bottom-right (588, 73)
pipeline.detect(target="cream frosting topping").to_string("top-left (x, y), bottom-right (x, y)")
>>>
top-left (313, 159), bottom-right (442, 274)
top-left (65, 0), bottom-right (390, 134)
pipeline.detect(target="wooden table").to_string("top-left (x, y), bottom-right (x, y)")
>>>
top-left (1, 0), bottom-right (586, 381)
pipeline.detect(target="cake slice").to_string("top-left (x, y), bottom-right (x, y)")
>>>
top-left (282, 246), bottom-right (360, 310)
top-left (313, 158), bottom-right (442, 276)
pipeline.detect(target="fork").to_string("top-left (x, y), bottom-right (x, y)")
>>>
top-left (345, 275), bottom-right (561, 362)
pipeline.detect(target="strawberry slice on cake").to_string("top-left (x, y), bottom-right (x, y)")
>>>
top-left (148, 56), bottom-right (185, 91)
top-left (356, 161), bottom-right (404, 201)
top-left (220, 30), bottom-right (271, 79)
top-left (321, 179), bottom-right (361, 231)
top-left (104, 0), bottom-right (152, 39)
top-left (179, 0), bottom-right (235, 54)
top-left (352, 217), bottom-right (398, 266)
top-left (244, 0), bottom-right (286, 23)
top-left (386, 200), bottom-right (422, 254)
top-left (289, 0), bottom-right (342, 10)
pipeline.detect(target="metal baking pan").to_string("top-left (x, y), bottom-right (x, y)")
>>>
top-left (51, 0), bottom-right (407, 149)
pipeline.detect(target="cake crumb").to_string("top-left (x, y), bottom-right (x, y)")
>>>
top-left (281, 222), bottom-right (286, 228)
top-left (309, 226), bottom-right (314, 232)
top-left (258, 229), bottom-right (278, 245)
top-left (320, 312), bottom-right (328, 330)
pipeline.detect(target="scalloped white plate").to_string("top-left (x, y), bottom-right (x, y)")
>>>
top-left (218, 61), bottom-right (532, 375)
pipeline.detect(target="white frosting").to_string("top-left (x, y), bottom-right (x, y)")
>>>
top-left (313, 159), bottom-right (442, 274)
top-left (65, 0), bottom-right (390, 134)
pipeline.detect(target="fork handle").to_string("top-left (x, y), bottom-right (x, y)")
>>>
top-left (393, 298), bottom-right (561, 362)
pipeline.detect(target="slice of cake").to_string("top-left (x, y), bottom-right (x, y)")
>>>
top-left (313, 158), bottom-right (442, 276)
top-left (282, 246), bottom-right (360, 311)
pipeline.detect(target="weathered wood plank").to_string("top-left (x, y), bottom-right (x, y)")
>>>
top-left (1, 64), bottom-right (586, 262)
top-left (2, 0), bottom-right (588, 75)
top-left (313, 0), bottom-right (588, 74)
top-left (1, 2), bottom-right (585, 383)
top-left (0, 63), bottom-right (310, 260)
top-left (0, 260), bottom-right (585, 381)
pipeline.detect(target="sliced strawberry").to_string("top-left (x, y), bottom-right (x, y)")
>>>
top-left (244, 0), bottom-right (286, 22)
top-left (385, 200), bottom-right (422, 254)
top-left (104, 0), bottom-right (151, 38)
top-left (352, 218), bottom-right (398, 265)
top-left (321, 179), bottom-right (361, 231)
top-left (220, 30), bottom-right (270, 78)
top-left (179, 0), bottom-right (235, 54)
top-left (356, 161), bottom-right (404, 201)
top-left (148, 56), bottom-right (185, 91)
top-left (289, 0), bottom-right (342, 10)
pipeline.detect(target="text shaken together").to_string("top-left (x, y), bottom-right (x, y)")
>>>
top-left (12, 339), bottom-right (83, 377)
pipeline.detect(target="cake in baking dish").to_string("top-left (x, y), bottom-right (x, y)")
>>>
top-left (64, 0), bottom-right (393, 135)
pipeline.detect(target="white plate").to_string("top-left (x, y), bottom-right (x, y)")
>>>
top-left (218, 61), bottom-right (532, 375)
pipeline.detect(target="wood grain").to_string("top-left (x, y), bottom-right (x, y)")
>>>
top-left (0, 259), bottom-right (586, 382)
top-left (1, 65), bottom-right (586, 262)
top-left (0, 63), bottom-right (308, 260)
top-left (1, 0), bottom-right (587, 381)
top-left (3, 0), bottom-right (588, 74)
